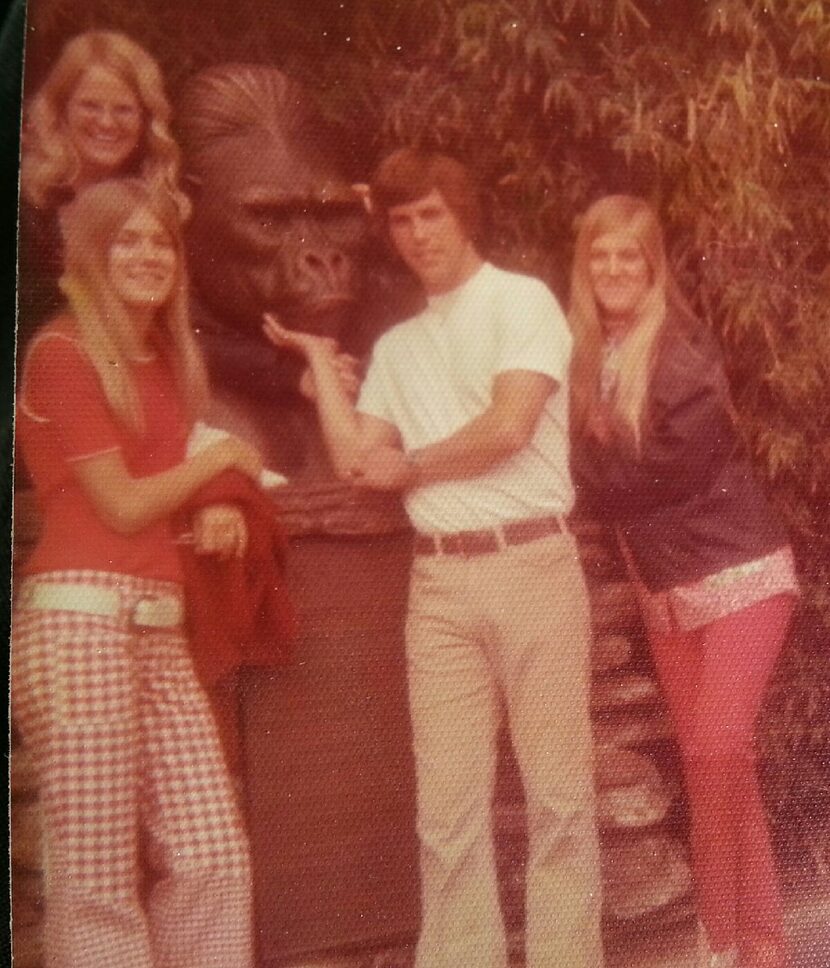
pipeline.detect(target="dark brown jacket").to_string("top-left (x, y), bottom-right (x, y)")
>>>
top-left (573, 322), bottom-right (788, 592)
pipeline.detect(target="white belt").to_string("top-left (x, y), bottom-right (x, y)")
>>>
top-left (18, 582), bottom-right (184, 629)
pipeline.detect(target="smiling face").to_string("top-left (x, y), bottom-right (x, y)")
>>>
top-left (387, 189), bottom-right (480, 295)
top-left (65, 65), bottom-right (143, 182)
top-left (588, 229), bottom-right (652, 336)
top-left (108, 207), bottom-right (177, 312)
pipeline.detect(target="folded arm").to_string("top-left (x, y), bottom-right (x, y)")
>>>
top-left (263, 316), bottom-right (555, 492)
top-left (404, 370), bottom-right (555, 485)
top-left (72, 436), bottom-right (263, 535)
top-left (357, 370), bottom-right (555, 490)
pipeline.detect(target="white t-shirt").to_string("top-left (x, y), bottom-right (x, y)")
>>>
top-left (357, 262), bottom-right (575, 533)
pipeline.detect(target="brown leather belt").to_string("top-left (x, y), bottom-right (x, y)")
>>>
top-left (414, 514), bottom-right (565, 557)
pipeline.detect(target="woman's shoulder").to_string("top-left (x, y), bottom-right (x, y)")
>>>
top-left (18, 318), bottom-right (91, 422)
top-left (23, 317), bottom-right (88, 374)
top-left (28, 315), bottom-right (81, 346)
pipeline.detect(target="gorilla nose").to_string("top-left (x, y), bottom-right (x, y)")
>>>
top-left (301, 249), bottom-right (346, 277)
top-left (293, 248), bottom-right (353, 308)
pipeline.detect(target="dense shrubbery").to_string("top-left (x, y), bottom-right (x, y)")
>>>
top-left (25, 0), bottom-right (830, 856)
top-left (760, 603), bottom-right (830, 877)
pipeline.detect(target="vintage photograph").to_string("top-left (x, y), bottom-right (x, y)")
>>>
top-left (9, 2), bottom-right (830, 967)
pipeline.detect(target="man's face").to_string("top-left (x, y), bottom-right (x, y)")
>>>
top-left (387, 189), bottom-right (474, 295)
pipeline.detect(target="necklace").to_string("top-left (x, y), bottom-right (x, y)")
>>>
top-left (599, 339), bottom-right (621, 402)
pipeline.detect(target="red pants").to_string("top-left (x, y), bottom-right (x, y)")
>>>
top-left (12, 571), bottom-right (254, 968)
top-left (648, 594), bottom-right (794, 955)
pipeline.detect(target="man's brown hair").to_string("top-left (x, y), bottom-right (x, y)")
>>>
top-left (370, 148), bottom-right (483, 244)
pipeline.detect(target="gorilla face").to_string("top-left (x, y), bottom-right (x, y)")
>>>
top-left (179, 66), bottom-right (370, 339)
top-left (176, 65), bottom-right (421, 475)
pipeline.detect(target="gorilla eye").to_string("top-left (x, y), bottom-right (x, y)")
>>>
top-left (246, 203), bottom-right (283, 227)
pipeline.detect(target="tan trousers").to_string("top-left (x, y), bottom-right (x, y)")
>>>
top-left (406, 532), bottom-right (604, 968)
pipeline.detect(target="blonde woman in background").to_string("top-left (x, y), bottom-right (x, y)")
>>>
top-left (18, 30), bottom-right (187, 352)
top-left (569, 195), bottom-right (798, 968)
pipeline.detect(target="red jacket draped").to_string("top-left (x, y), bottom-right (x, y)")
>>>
top-left (175, 470), bottom-right (298, 691)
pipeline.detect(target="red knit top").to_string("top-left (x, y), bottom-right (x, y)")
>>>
top-left (17, 318), bottom-right (190, 582)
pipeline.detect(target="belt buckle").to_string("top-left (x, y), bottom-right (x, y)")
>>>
top-left (131, 595), bottom-right (181, 630)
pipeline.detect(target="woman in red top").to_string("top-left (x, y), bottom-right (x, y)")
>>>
top-left (13, 177), bottom-right (262, 968)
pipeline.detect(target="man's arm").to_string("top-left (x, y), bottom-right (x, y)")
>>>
top-left (363, 276), bottom-right (567, 491)
top-left (358, 370), bottom-right (555, 490)
top-left (262, 314), bottom-right (400, 477)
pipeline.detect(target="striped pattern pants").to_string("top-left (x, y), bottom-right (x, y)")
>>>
top-left (11, 571), bottom-right (254, 968)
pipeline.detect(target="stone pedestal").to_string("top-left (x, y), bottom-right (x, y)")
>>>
top-left (243, 482), bottom-right (419, 961)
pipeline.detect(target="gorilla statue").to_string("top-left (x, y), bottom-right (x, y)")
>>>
top-left (176, 64), bottom-right (417, 477)
top-left (174, 68), bottom-right (423, 961)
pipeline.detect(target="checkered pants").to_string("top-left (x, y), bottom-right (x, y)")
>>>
top-left (11, 571), bottom-right (255, 968)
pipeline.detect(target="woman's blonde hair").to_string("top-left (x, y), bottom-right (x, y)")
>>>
top-left (21, 30), bottom-right (189, 217)
top-left (569, 194), bottom-right (676, 453)
top-left (59, 177), bottom-right (207, 434)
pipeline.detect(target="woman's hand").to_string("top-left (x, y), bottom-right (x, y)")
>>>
top-left (204, 435), bottom-right (264, 482)
top-left (192, 503), bottom-right (248, 559)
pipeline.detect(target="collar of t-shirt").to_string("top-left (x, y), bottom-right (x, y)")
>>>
top-left (424, 261), bottom-right (489, 320)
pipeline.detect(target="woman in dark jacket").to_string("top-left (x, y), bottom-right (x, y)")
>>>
top-left (569, 195), bottom-right (798, 968)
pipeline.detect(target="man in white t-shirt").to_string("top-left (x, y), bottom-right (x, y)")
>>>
top-left (263, 149), bottom-right (603, 968)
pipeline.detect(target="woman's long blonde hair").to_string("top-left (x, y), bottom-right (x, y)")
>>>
top-left (21, 31), bottom-right (189, 217)
top-left (569, 194), bottom-right (677, 453)
top-left (59, 177), bottom-right (207, 434)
